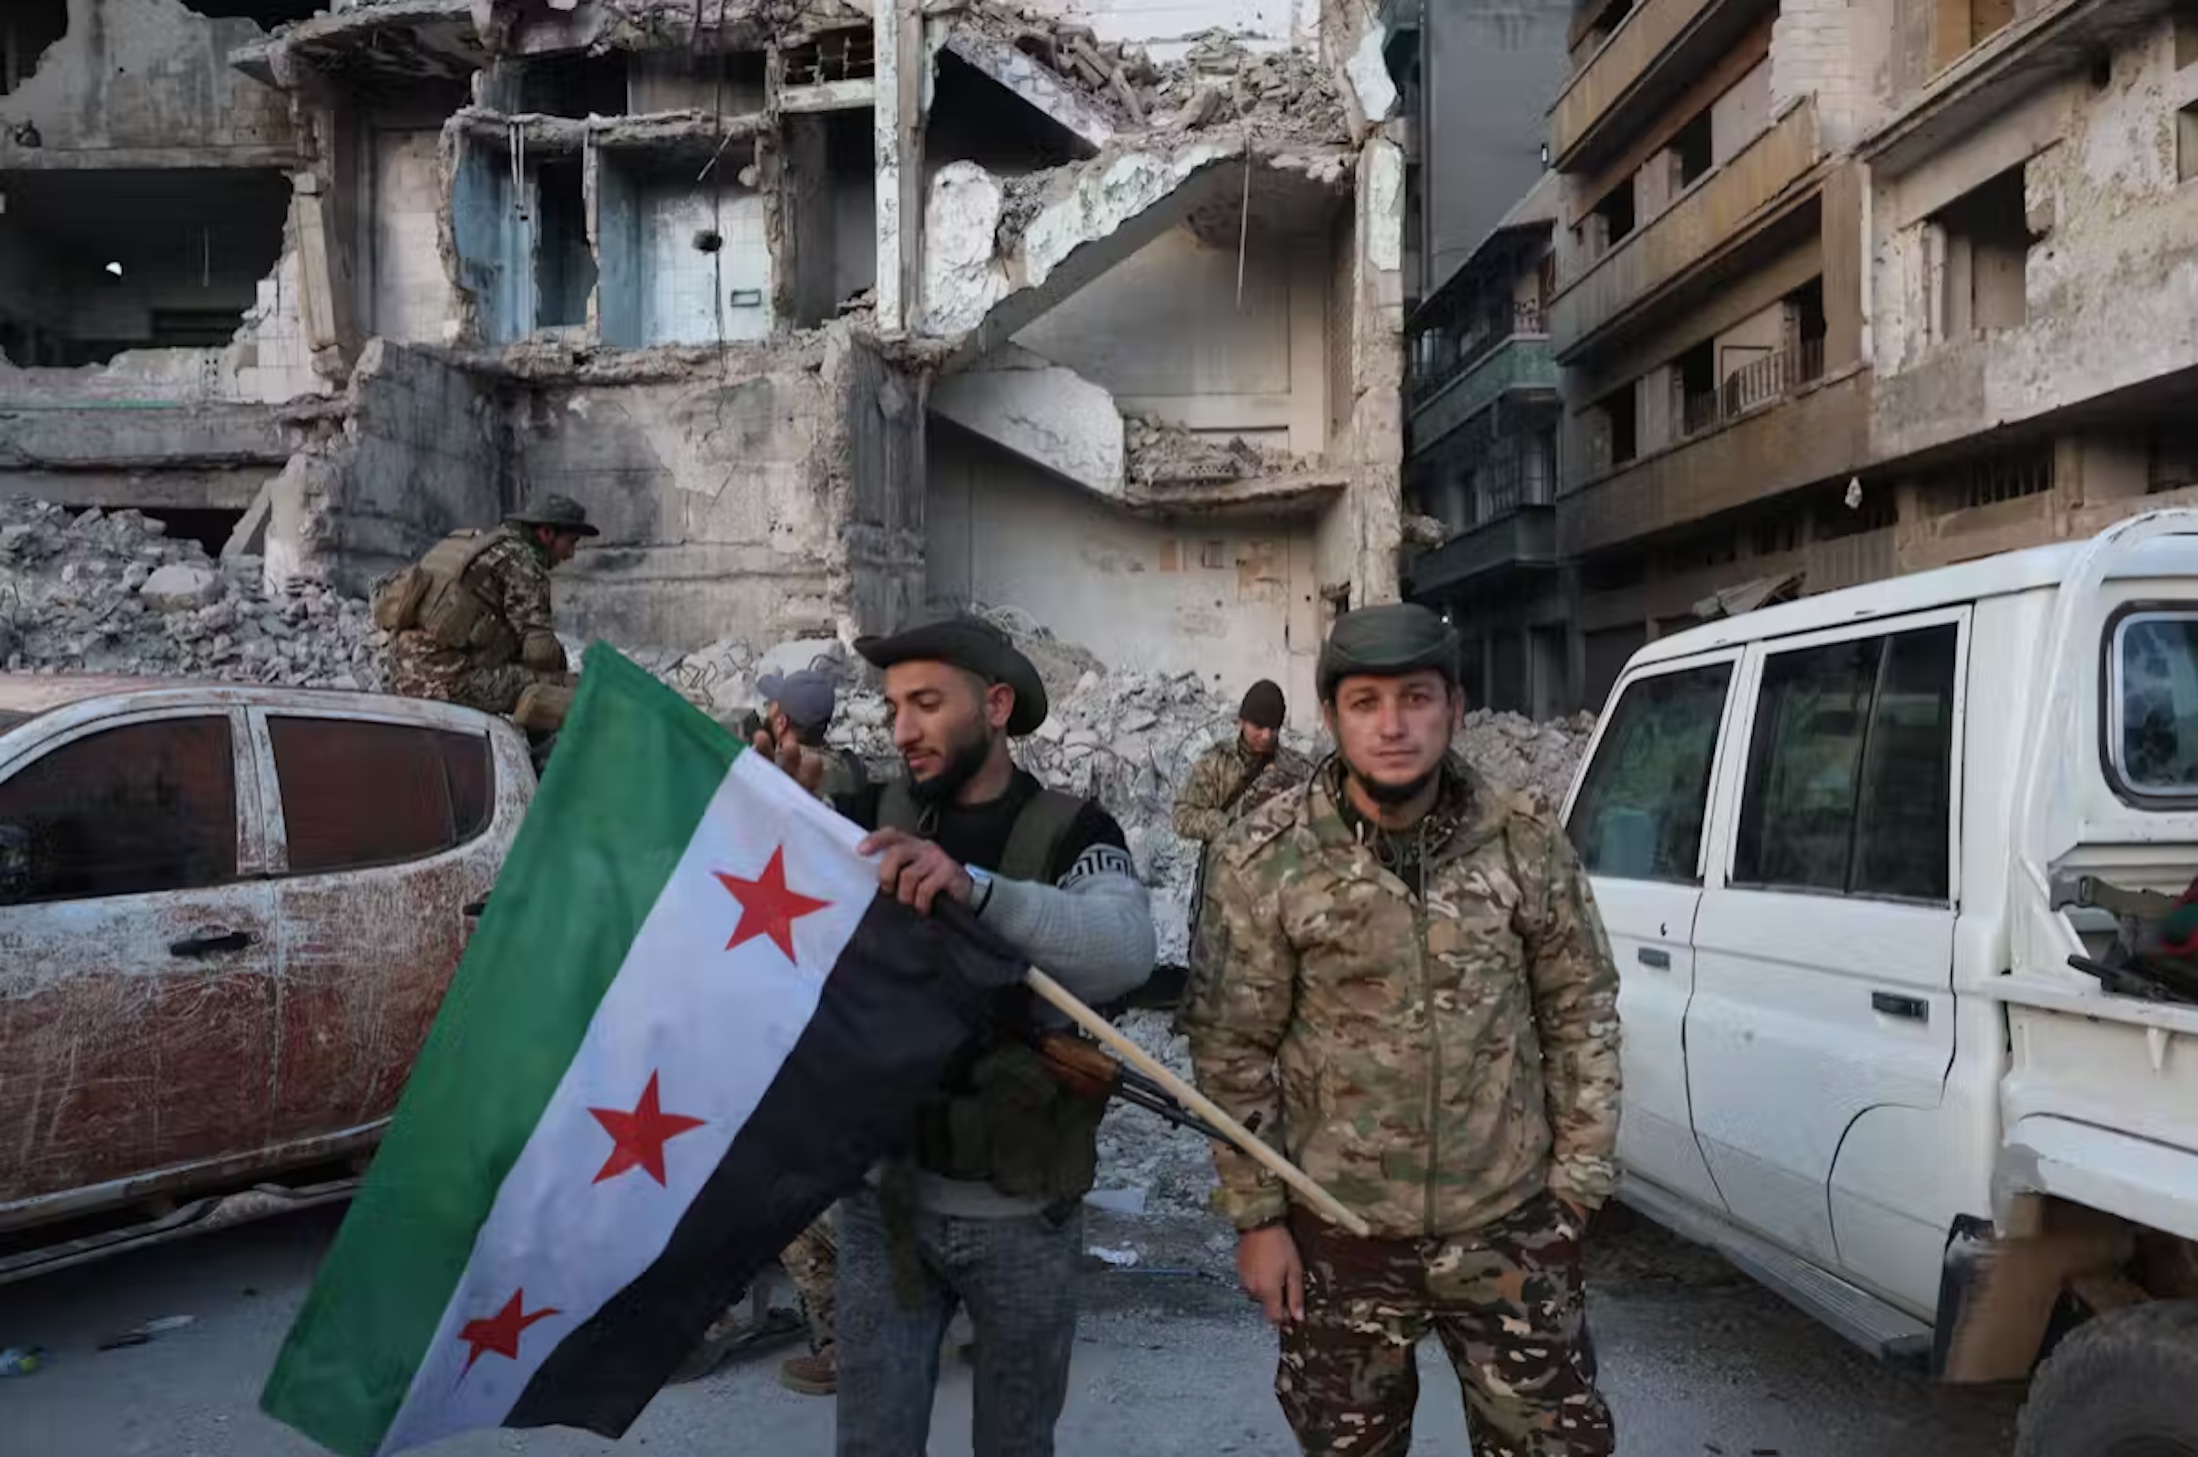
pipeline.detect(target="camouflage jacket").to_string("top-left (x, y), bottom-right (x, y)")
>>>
top-left (1184, 757), bottom-right (1621, 1238)
top-left (1174, 739), bottom-right (1312, 843)
top-left (385, 527), bottom-right (564, 702)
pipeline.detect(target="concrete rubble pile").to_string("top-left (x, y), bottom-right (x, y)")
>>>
top-left (1092, 1008), bottom-right (1217, 1217)
top-left (1456, 708), bottom-right (1597, 811)
top-left (957, 2), bottom-right (1349, 144)
top-left (0, 499), bottom-right (382, 690)
top-left (1124, 415), bottom-right (1295, 487)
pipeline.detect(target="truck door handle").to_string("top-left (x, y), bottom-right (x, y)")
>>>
top-left (1872, 992), bottom-right (1928, 1022)
top-left (1637, 948), bottom-right (1672, 969)
top-left (170, 929), bottom-right (254, 957)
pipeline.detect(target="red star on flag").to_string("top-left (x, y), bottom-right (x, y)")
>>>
top-left (713, 846), bottom-right (831, 962)
top-left (588, 1071), bottom-right (706, 1186)
top-left (457, 1288), bottom-right (560, 1374)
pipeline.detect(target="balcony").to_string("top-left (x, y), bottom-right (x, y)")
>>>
top-left (1410, 313), bottom-right (1559, 452)
top-left (1549, 0), bottom-right (1777, 170)
top-left (1559, 366), bottom-right (1867, 558)
top-left (1551, 97), bottom-right (1822, 359)
top-left (1411, 507), bottom-right (1559, 595)
top-left (1674, 337), bottom-right (1826, 440)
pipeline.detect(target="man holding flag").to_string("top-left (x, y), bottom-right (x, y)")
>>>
top-left (258, 640), bottom-right (1061, 1457)
top-left (832, 613), bottom-right (1157, 1457)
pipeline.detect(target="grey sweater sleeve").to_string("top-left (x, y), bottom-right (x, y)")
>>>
top-left (978, 854), bottom-right (1156, 1006)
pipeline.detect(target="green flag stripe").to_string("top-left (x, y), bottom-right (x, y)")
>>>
top-left (261, 646), bottom-right (740, 1457)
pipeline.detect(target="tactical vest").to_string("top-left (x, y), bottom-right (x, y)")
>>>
top-left (371, 529), bottom-right (520, 665)
top-left (876, 778), bottom-right (1111, 1204)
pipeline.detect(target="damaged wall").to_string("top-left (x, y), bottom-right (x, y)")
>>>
top-left (927, 422), bottom-right (1323, 714)
top-left (508, 341), bottom-right (906, 650)
top-left (0, 0), bottom-right (296, 164)
top-left (1870, 20), bottom-right (2198, 464)
top-left (266, 339), bottom-right (501, 592)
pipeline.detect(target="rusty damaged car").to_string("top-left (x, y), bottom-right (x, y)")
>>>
top-left (0, 676), bottom-right (535, 1280)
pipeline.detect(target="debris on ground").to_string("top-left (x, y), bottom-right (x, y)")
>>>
top-left (0, 499), bottom-right (381, 689)
top-left (96, 1314), bottom-right (198, 1352)
top-left (1457, 708), bottom-right (1597, 813)
top-left (0, 1346), bottom-right (45, 1376)
top-left (1094, 1010), bottom-right (1217, 1217)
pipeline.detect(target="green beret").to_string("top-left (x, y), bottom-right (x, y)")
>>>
top-left (1317, 603), bottom-right (1459, 701)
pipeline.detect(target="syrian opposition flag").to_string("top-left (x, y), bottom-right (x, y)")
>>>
top-left (261, 645), bottom-right (1021, 1456)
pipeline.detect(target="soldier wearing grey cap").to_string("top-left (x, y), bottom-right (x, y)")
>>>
top-left (1185, 602), bottom-right (1621, 1457)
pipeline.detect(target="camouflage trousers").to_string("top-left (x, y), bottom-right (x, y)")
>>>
top-left (1279, 1193), bottom-right (1614, 1457)
top-left (383, 633), bottom-right (540, 716)
top-left (783, 1210), bottom-right (838, 1351)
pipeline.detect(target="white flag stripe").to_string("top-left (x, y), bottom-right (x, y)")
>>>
top-left (379, 753), bottom-right (875, 1455)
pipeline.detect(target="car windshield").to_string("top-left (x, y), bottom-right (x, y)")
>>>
top-left (2112, 610), bottom-right (2198, 798)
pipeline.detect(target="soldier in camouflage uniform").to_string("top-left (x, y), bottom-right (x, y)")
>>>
top-left (1176, 679), bottom-right (1310, 1015)
top-left (381, 494), bottom-right (595, 714)
top-left (1185, 602), bottom-right (1621, 1457)
top-left (745, 666), bottom-right (860, 1396)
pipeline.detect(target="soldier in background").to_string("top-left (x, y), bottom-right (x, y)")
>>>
top-left (1185, 603), bottom-right (1621, 1457)
top-left (741, 667), bottom-right (869, 804)
top-left (1173, 679), bottom-right (1309, 1016)
top-left (377, 494), bottom-right (594, 718)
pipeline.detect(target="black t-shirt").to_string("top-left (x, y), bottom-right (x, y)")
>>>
top-left (839, 768), bottom-right (1130, 884)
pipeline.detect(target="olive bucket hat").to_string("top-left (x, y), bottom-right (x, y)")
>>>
top-left (853, 613), bottom-right (1050, 737)
top-left (506, 492), bottom-right (600, 537)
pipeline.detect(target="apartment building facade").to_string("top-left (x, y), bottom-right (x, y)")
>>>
top-left (1387, 0), bottom-right (1574, 715)
top-left (1537, 0), bottom-right (2198, 712)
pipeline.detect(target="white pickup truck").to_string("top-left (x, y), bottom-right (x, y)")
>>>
top-left (1565, 508), bottom-right (2198, 1457)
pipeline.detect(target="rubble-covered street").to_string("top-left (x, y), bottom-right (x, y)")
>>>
top-left (2, 1201), bottom-right (2019, 1457)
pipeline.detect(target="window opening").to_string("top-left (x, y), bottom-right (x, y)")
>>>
top-left (269, 717), bottom-right (494, 875)
top-left (1732, 624), bottom-right (1957, 901)
top-left (0, 717), bottom-right (237, 903)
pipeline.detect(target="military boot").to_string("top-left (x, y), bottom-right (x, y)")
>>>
top-left (778, 1343), bottom-right (837, 1396)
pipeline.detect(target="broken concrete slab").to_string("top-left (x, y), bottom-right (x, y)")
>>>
top-left (943, 24), bottom-right (1116, 155)
top-left (141, 563), bottom-right (228, 612)
top-left (931, 346), bottom-right (1126, 498)
top-left (223, 478), bottom-right (280, 561)
top-left (925, 143), bottom-right (1241, 354)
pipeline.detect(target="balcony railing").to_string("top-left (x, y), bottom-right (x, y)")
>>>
top-left (1411, 301), bottom-right (1549, 405)
top-left (1551, 97), bottom-right (1821, 356)
top-left (1470, 452), bottom-right (1557, 525)
top-left (1673, 336), bottom-right (1826, 440)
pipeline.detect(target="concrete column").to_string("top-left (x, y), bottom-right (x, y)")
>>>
top-left (1822, 162), bottom-right (1868, 373)
top-left (872, 0), bottom-right (923, 332)
top-left (1347, 136), bottom-right (1407, 604)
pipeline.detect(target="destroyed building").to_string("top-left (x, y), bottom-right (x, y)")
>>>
top-left (0, 0), bottom-right (1408, 720)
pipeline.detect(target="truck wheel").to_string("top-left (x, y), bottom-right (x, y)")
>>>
top-left (2016, 1300), bottom-right (2198, 1456)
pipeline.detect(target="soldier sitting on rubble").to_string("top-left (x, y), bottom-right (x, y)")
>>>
top-left (374, 494), bottom-right (595, 747)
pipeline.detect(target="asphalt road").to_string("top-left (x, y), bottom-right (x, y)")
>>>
top-left (2, 1204), bottom-right (2020, 1457)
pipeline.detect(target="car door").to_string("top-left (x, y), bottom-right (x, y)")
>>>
top-left (0, 708), bottom-right (278, 1210)
top-left (1687, 612), bottom-right (1965, 1269)
top-left (251, 708), bottom-right (507, 1145)
top-left (1565, 650), bottom-right (1738, 1213)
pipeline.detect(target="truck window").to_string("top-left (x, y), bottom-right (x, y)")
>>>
top-left (2110, 610), bottom-right (2198, 798)
top-left (0, 717), bottom-right (238, 903)
top-left (1734, 623), bottom-right (1957, 901)
top-left (1568, 662), bottom-right (1731, 882)
top-left (269, 717), bottom-right (494, 875)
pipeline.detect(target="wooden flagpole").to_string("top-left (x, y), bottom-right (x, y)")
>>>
top-left (1022, 967), bottom-right (1372, 1238)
